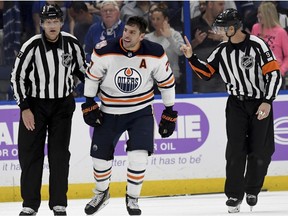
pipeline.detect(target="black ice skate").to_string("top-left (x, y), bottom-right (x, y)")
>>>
top-left (84, 188), bottom-right (110, 215)
top-left (126, 194), bottom-right (142, 215)
top-left (246, 194), bottom-right (257, 211)
top-left (19, 207), bottom-right (37, 215)
top-left (53, 206), bottom-right (67, 215)
top-left (226, 197), bottom-right (242, 213)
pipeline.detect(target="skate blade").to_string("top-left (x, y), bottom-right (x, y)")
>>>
top-left (87, 200), bottom-right (109, 216)
top-left (228, 205), bottom-right (240, 213)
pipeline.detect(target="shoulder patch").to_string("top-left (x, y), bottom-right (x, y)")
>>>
top-left (95, 40), bottom-right (108, 49)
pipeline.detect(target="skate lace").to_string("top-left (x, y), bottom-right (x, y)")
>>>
top-left (88, 192), bottom-right (105, 207)
top-left (22, 207), bottom-right (35, 213)
top-left (53, 206), bottom-right (66, 212)
top-left (127, 197), bottom-right (139, 209)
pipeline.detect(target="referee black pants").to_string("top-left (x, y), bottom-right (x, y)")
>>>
top-left (18, 94), bottom-right (75, 211)
top-left (224, 96), bottom-right (275, 200)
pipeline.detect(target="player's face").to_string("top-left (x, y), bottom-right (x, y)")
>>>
top-left (41, 18), bottom-right (62, 42)
top-left (122, 25), bottom-right (145, 51)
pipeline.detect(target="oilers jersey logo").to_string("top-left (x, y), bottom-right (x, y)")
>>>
top-left (114, 67), bottom-right (142, 93)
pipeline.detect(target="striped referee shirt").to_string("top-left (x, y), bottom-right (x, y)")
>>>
top-left (11, 32), bottom-right (87, 109)
top-left (188, 31), bottom-right (282, 104)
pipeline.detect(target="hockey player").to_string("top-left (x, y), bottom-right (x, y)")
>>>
top-left (180, 8), bottom-right (282, 213)
top-left (81, 16), bottom-right (177, 215)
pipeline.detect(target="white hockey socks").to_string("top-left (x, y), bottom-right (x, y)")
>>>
top-left (126, 150), bottom-right (148, 198)
top-left (92, 158), bottom-right (112, 193)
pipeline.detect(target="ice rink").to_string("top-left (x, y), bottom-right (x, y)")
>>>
top-left (1, 191), bottom-right (287, 216)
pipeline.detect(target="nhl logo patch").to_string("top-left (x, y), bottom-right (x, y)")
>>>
top-left (241, 55), bottom-right (254, 69)
top-left (61, 53), bottom-right (73, 67)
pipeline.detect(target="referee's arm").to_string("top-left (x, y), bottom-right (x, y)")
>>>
top-left (11, 46), bottom-right (34, 111)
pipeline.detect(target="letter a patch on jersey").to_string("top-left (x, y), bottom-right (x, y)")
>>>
top-left (139, 59), bottom-right (147, 69)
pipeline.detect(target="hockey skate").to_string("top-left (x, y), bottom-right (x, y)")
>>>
top-left (84, 188), bottom-right (110, 215)
top-left (226, 197), bottom-right (242, 213)
top-left (19, 207), bottom-right (37, 215)
top-left (53, 206), bottom-right (67, 215)
top-left (246, 194), bottom-right (257, 211)
top-left (126, 194), bottom-right (142, 215)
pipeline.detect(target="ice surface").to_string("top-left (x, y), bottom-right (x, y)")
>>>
top-left (0, 191), bottom-right (287, 215)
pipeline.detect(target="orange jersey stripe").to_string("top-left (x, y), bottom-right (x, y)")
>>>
top-left (189, 62), bottom-right (212, 78)
top-left (158, 76), bottom-right (175, 87)
top-left (101, 91), bottom-right (154, 103)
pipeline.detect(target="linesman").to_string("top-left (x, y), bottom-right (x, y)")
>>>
top-left (10, 4), bottom-right (87, 216)
top-left (181, 8), bottom-right (282, 213)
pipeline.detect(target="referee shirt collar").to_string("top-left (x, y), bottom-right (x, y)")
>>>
top-left (227, 31), bottom-right (249, 53)
top-left (42, 32), bottom-right (63, 52)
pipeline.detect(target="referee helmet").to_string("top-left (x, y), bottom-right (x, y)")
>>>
top-left (214, 8), bottom-right (242, 31)
top-left (40, 4), bottom-right (63, 22)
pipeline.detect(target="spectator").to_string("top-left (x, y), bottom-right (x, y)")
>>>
top-left (145, 2), bottom-right (184, 92)
top-left (1, 1), bottom-right (21, 66)
top-left (0, 1), bottom-right (4, 65)
top-left (19, 1), bottom-right (35, 44)
top-left (69, 1), bottom-right (101, 46)
top-left (272, 1), bottom-right (288, 31)
top-left (235, 1), bottom-right (258, 33)
top-left (190, 1), bottom-right (226, 93)
top-left (251, 1), bottom-right (288, 89)
top-left (120, 1), bottom-right (150, 26)
top-left (84, 0), bottom-right (124, 62)
top-left (185, 0), bottom-right (236, 20)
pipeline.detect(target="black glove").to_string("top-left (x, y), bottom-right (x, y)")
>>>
top-left (158, 106), bottom-right (178, 138)
top-left (81, 98), bottom-right (103, 127)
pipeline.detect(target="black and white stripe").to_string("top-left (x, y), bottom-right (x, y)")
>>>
top-left (189, 33), bottom-right (282, 102)
top-left (11, 32), bottom-right (87, 105)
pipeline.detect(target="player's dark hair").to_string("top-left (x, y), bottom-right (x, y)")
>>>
top-left (126, 16), bottom-right (147, 33)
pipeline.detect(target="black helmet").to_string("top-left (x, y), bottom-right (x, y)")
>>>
top-left (214, 8), bottom-right (242, 29)
top-left (40, 4), bottom-right (63, 21)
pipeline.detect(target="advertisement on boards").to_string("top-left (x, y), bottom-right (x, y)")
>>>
top-left (0, 95), bottom-right (288, 186)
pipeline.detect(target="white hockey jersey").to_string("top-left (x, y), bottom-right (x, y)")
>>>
top-left (84, 37), bottom-right (176, 114)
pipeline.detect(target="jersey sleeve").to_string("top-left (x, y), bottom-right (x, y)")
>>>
top-left (153, 52), bottom-right (176, 107)
top-left (84, 46), bottom-right (107, 98)
top-left (10, 39), bottom-right (36, 109)
top-left (256, 38), bottom-right (282, 102)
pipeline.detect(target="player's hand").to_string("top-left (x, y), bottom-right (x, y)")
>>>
top-left (180, 36), bottom-right (193, 58)
top-left (256, 102), bottom-right (271, 120)
top-left (81, 99), bottom-right (103, 127)
top-left (158, 107), bottom-right (178, 138)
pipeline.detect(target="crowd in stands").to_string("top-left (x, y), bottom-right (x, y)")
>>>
top-left (0, 0), bottom-right (288, 100)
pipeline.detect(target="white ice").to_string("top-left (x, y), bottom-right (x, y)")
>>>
top-left (0, 191), bottom-right (287, 215)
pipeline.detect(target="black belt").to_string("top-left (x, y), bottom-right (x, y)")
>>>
top-left (232, 95), bottom-right (256, 101)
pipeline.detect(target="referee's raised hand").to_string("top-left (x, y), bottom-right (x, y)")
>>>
top-left (180, 36), bottom-right (193, 58)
